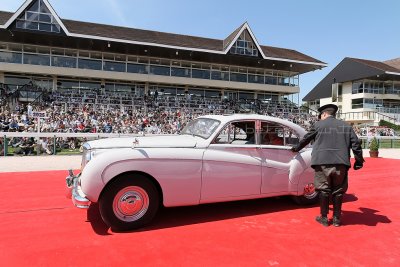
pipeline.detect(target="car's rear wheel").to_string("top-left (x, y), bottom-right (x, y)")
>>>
top-left (292, 183), bottom-right (319, 205)
top-left (99, 174), bottom-right (159, 231)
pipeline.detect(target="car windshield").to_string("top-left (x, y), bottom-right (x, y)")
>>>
top-left (181, 118), bottom-right (221, 139)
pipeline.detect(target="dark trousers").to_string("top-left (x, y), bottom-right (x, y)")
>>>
top-left (314, 164), bottom-right (348, 195)
top-left (314, 164), bottom-right (348, 219)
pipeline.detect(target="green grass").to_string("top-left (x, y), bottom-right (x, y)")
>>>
top-left (3, 146), bottom-right (82, 156)
top-left (57, 149), bottom-right (82, 155)
top-left (377, 140), bottom-right (400, 149)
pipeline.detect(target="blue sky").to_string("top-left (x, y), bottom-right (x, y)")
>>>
top-left (0, 0), bottom-right (399, 101)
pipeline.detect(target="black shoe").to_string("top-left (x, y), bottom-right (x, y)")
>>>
top-left (315, 216), bottom-right (329, 227)
top-left (333, 217), bottom-right (341, 227)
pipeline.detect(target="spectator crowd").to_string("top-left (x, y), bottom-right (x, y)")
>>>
top-left (3, 86), bottom-right (396, 156)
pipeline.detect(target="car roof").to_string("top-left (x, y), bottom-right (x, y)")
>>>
top-left (198, 114), bottom-right (307, 136)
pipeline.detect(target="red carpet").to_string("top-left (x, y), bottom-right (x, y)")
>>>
top-left (0, 158), bottom-right (399, 266)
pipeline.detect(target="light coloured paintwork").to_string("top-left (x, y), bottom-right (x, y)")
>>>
top-left (78, 114), bottom-right (313, 207)
top-left (202, 144), bottom-right (261, 200)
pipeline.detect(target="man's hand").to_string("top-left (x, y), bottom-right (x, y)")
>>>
top-left (353, 161), bottom-right (363, 170)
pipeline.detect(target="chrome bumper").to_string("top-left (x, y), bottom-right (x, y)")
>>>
top-left (66, 169), bottom-right (91, 209)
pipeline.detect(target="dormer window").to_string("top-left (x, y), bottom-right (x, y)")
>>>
top-left (15, 0), bottom-right (61, 33)
top-left (230, 30), bottom-right (258, 57)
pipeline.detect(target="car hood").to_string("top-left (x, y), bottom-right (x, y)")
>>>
top-left (86, 135), bottom-right (198, 149)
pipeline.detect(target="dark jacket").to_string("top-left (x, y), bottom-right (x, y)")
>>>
top-left (293, 116), bottom-right (364, 168)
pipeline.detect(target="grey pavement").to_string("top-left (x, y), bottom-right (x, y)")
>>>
top-left (0, 149), bottom-right (399, 173)
top-left (0, 155), bottom-right (82, 173)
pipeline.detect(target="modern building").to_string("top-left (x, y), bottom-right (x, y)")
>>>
top-left (0, 0), bottom-right (325, 113)
top-left (304, 57), bottom-right (400, 125)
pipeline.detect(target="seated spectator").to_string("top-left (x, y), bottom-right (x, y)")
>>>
top-left (37, 138), bottom-right (52, 155)
top-left (14, 137), bottom-right (36, 156)
top-left (8, 119), bottom-right (19, 132)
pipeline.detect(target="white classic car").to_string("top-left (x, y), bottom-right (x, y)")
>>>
top-left (66, 114), bottom-right (317, 231)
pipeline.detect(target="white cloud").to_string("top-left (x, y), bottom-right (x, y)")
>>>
top-left (105, 0), bottom-right (129, 26)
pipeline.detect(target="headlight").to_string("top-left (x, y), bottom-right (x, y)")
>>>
top-left (81, 143), bottom-right (92, 171)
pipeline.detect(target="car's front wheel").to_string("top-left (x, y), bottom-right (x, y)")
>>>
top-left (99, 174), bottom-right (159, 231)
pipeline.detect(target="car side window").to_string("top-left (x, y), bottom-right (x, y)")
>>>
top-left (260, 121), bottom-right (300, 146)
top-left (284, 127), bottom-right (300, 146)
top-left (213, 121), bottom-right (256, 145)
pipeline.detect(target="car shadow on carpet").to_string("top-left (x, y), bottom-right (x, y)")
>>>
top-left (86, 193), bottom-right (358, 234)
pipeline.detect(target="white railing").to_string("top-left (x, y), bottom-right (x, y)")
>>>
top-left (338, 111), bottom-right (398, 125)
top-left (2, 132), bottom-right (399, 157)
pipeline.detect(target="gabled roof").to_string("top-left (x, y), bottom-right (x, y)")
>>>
top-left (221, 22), bottom-right (266, 58)
top-left (62, 18), bottom-right (222, 51)
top-left (384, 58), bottom-right (400, 71)
top-left (0, 0), bottom-right (69, 34)
top-left (0, 0), bottom-right (326, 67)
top-left (349, 58), bottom-right (400, 73)
top-left (0, 10), bottom-right (11, 25)
top-left (303, 57), bottom-right (400, 101)
top-left (223, 22), bottom-right (246, 51)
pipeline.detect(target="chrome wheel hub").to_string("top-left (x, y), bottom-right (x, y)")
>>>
top-left (303, 183), bottom-right (317, 199)
top-left (113, 186), bottom-right (149, 222)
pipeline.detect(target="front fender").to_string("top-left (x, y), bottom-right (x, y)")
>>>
top-left (81, 148), bottom-right (204, 206)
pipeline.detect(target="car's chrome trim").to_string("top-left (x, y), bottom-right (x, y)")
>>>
top-left (66, 169), bottom-right (91, 209)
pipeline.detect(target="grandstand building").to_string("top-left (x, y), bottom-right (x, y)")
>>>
top-left (0, 0), bottom-right (326, 114)
top-left (303, 57), bottom-right (400, 125)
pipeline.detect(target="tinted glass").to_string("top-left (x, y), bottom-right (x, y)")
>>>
top-left (127, 63), bottom-right (147, 74)
top-left (103, 61), bottom-right (126, 72)
top-left (23, 54), bottom-right (50, 66)
top-left (78, 58), bottom-right (102, 70)
top-left (150, 65), bottom-right (170, 76)
top-left (52, 56), bottom-right (76, 68)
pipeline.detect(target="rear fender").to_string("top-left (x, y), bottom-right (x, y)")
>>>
top-left (289, 149), bottom-right (313, 194)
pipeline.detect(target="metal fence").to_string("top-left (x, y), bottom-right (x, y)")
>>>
top-left (359, 136), bottom-right (400, 149)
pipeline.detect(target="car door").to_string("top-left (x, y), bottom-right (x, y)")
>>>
top-left (201, 120), bottom-right (262, 202)
top-left (259, 121), bottom-right (300, 194)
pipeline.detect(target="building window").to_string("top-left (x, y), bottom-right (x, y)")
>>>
top-left (351, 98), bottom-right (364, 109)
top-left (52, 56), bottom-right (76, 68)
top-left (78, 58), bottom-right (102, 70)
top-left (103, 61), bottom-right (126, 72)
top-left (332, 83), bottom-right (342, 102)
top-left (0, 51), bottom-right (22, 64)
top-left (16, 0), bottom-right (61, 33)
top-left (230, 30), bottom-right (258, 57)
top-left (351, 98), bottom-right (383, 109)
top-left (352, 81), bottom-right (363, 94)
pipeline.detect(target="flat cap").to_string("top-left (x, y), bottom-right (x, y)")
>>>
top-left (318, 103), bottom-right (338, 114)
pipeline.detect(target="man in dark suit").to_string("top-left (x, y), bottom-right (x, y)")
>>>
top-left (291, 104), bottom-right (364, 227)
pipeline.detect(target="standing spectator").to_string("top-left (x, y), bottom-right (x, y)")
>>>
top-left (27, 103), bottom-right (33, 118)
top-left (154, 89), bottom-right (158, 101)
top-left (291, 104), bottom-right (364, 227)
top-left (104, 122), bottom-right (112, 133)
